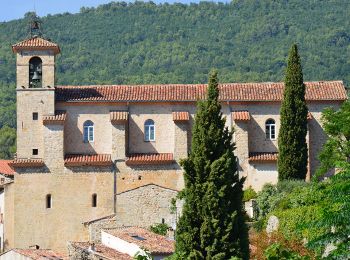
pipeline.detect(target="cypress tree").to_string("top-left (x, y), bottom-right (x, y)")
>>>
top-left (278, 44), bottom-right (308, 180)
top-left (175, 71), bottom-right (249, 259)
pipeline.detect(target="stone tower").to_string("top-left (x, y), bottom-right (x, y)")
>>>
top-left (12, 29), bottom-right (60, 159)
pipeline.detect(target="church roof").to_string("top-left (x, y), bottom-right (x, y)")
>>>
top-left (0, 160), bottom-right (15, 176)
top-left (12, 36), bottom-right (60, 54)
top-left (56, 81), bottom-right (347, 103)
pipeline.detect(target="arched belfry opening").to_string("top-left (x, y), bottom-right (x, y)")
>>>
top-left (29, 57), bottom-right (42, 88)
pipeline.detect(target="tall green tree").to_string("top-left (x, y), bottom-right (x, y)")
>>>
top-left (316, 100), bottom-right (350, 178)
top-left (278, 44), bottom-right (308, 181)
top-left (175, 71), bottom-right (248, 259)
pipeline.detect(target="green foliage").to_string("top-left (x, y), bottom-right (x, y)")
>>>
top-left (175, 71), bottom-right (248, 259)
top-left (278, 44), bottom-right (308, 181)
top-left (134, 250), bottom-right (153, 260)
top-left (316, 100), bottom-right (350, 178)
top-left (149, 223), bottom-right (169, 236)
top-left (264, 243), bottom-right (310, 260)
top-left (242, 187), bottom-right (257, 202)
top-left (0, 126), bottom-right (16, 159)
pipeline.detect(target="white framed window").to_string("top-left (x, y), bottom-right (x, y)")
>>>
top-left (265, 119), bottom-right (276, 140)
top-left (83, 120), bottom-right (94, 142)
top-left (144, 119), bottom-right (155, 141)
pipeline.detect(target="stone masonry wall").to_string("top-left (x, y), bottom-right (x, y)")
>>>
top-left (116, 184), bottom-right (178, 228)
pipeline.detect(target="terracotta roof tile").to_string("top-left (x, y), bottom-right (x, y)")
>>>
top-left (64, 154), bottom-right (112, 167)
top-left (307, 111), bottom-right (313, 120)
top-left (172, 111), bottom-right (190, 121)
top-left (43, 111), bottom-right (66, 125)
top-left (104, 227), bottom-right (175, 255)
top-left (9, 159), bottom-right (44, 168)
top-left (12, 249), bottom-right (66, 259)
top-left (0, 160), bottom-right (15, 176)
top-left (126, 153), bottom-right (174, 165)
top-left (110, 111), bottom-right (128, 123)
top-left (232, 110), bottom-right (251, 121)
top-left (249, 152), bottom-right (278, 162)
top-left (12, 36), bottom-right (60, 54)
top-left (70, 242), bottom-right (131, 260)
top-left (55, 81), bottom-right (347, 103)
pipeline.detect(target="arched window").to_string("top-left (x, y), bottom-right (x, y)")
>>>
top-left (46, 194), bottom-right (52, 208)
top-left (265, 119), bottom-right (276, 140)
top-left (144, 119), bottom-right (155, 141)
top-left (92, 194), bottom-right (97, 207)
top-left (83, 120), bottom-right (94, 143)
top-left (29, 57), bottom-right (42, 88)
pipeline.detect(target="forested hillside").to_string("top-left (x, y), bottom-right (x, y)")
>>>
top-left (0, 0), bottom-right (349, 158)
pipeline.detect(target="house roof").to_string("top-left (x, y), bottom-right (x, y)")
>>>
top-left (0, 160), bottom-right (15, 176)
top-left (104, 227), bottom-right (175, 255)
top-left (172, 111), bottom-right (190, 121)
top-left (9, 159), bottom-right (45, 168)
top-left (232, 110), bottom-right (251, 121)
top-left (126, 153), bottom-right (174, 165)
top-left (69, 242), bottom-right (132, 260)
top-left (64, 154), bottom-right (113, 167)
top-left (12, 36), bottom-right (60, 54)
top-left (249, 152), bottom-right (278, 162)
top-left (43, 111), bottom-right (67, 125)
top-left (55, 81), bottom-right (347, 103)
top-left (9, 249), bottom-right (66, 260)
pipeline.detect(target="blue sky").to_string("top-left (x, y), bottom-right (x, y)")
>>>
top-left (0, 0), bottom-right (228, 22)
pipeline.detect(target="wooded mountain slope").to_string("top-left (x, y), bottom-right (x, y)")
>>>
top-left (0, 0), bottom-right (349, 157)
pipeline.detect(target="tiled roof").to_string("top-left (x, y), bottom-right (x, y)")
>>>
top-left (64, 154), bottom-right (112, 167)
top-left (12, 36), bottom-right (60, 54)
top-left (0, 160), bottom-right (15, 176)
top-left (307, 112), bottom-right (313, 120)
top-left (12, 249), bottom-right (65, 260)
top-left (70, 242), bottom-right (131, 260)
top-left (173, 111), bottom-right (190, 121)
top-left (104, 227), bottom-right (175, 255)
top-left (43, 111), bottom-right (66, 125)
top-left (55, 81), bottom-right (347, 103)
top-left (110, 111), bottom-right (128, 123)
top-left (126, 153), bottom-right (174, 165)
top-left (249, 152), bottom-right (278, 162)
top-left (232, 110), bottom-right (251, 121)
top-left (9, 159), bottom-right (45, 168)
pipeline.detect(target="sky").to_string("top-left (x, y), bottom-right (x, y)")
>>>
top-left (0, 0), bottom-right (227, 22)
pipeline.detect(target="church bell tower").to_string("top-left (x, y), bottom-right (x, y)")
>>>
top-left (12, 14), bottom-right (60, 159)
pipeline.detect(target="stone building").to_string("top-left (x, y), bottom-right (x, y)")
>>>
top-left (3, 32), bottom-right (347, 253)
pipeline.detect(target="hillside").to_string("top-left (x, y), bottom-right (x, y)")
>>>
top-left (0, 0), bottom-right (349, 157)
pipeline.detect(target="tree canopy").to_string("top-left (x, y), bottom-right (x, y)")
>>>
top-left (175, 71), bottom-right (248, 259)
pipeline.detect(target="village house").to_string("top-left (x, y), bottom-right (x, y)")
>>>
top-left (1, 27), bottom-right (347, 253)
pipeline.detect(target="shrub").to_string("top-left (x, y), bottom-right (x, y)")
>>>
top-left (149, 223), bottom-right (169, 236)
top-left (264, 243), bottom-right (311, 260)
top-left (243, 187), bottom-right (257, 202)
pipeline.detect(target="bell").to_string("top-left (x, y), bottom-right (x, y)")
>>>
top-left (32, 71), bottom-right (40, 80)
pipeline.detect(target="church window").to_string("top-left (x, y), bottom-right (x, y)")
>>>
top-left (29, 57), bottom-right (42, 88)
top-left (33, 112), bottom-right (38, 120)
top-left (144, 119), bottom-right (155, 141)
top-left (92, 194), bottom-right (97, 207)
top-left (265, 119), bottom-right (276, 140)
top-left (32, 149), bottom-right (38, 155)
top-left (83, 120), bottom-right (94, 142)
top-left (46, 194), bottom-right (52, 208)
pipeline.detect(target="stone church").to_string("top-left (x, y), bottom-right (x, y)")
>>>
top-left (2, 29), bottom-right (347, 253)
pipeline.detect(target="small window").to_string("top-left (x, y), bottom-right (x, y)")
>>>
top-left (32, 149), bottom-right (38, 155)
top-left (46, 194), bottom-right (52, 208)
top-left (144, 119), bottom-right (155, 141)
top-left (83, 120), bottom-right (94, 143)
top-left (265, 119), bottom-right (276, 140)
top-left (92, 194), bottom-right (97, 207)
top-left (32, 112), bottom-right (38, 120)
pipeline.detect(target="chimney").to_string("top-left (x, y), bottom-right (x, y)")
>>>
top-left (88, 242), bottom-right (95, 252)
top-left (29, 245), bottom-right (40, 250)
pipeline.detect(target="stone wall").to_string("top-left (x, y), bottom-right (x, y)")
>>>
top-left (116, 184), bottom-right (178, 228)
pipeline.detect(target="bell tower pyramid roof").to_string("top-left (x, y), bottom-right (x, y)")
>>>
top-left (12, 36), bottom-right (60, 54)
